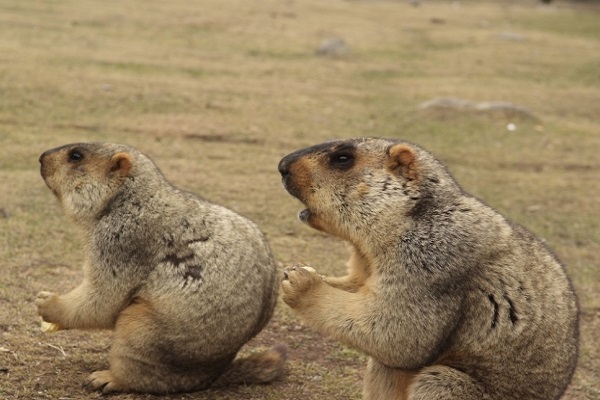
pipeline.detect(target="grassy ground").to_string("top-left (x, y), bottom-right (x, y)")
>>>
top-left (1, 0), bottom-right (599, 399)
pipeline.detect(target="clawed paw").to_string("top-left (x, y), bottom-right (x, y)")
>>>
top-left (35, 291), bottom-right (61, 324)
top-left (36, 291), bottom-right (56, 302)
top-left (281, 263), bottom-right (322, 308)
top-left (83, 370), bottom-right (124, 394)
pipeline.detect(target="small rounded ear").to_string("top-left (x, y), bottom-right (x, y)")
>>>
top-left (109, 152), bottom-right (132, 176)
top-left (386, 144), bottom-right (419, 180)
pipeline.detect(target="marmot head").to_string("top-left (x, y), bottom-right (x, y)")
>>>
top-left (278, 138), bottom-right (457, 244)
top-left (39, 142), bottom-right (148, 222)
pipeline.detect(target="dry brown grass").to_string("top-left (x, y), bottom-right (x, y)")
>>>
top-left (1, 0), bottom-right (599, 399)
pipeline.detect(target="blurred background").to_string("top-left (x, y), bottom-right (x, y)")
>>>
top-left (1, 1), bottom-right (598, 399)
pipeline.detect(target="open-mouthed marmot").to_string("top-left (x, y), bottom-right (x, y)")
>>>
top-left (36, 142), bottom-right (285, 394)
top-left (278, 137), bottom-right (578, 400)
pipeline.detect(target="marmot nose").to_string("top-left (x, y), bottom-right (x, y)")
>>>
top-left (278, 156), bottom-right (291, 178)
top-left (39, 144), bottom-right (73, 164)
top-left (39, 150), bottom-right (49, 163)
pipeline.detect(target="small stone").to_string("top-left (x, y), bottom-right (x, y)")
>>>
top-left (316, 37), bottom-right (350, 57)
top-left (496, 31), bottom-right (526, 42)
top-left (418, 97), bottom-right (539, 122)
top-left (417, 97), bottom-right (475, 111)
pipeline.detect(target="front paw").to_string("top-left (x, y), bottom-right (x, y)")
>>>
top-left (281, 263), bottom-right (322, 309)
top-left (35, 291), bottom-right (62, 324)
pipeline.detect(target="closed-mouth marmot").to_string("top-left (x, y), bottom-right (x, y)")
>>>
top-left (36, 142), bottom-right (285, 394)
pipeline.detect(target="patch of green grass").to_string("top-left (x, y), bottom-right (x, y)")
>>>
top-left (569, 60), bottom-right (600, 87)
top-left (514, 10), bottom-right (600, 38)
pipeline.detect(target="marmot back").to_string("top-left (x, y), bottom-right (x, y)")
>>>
top-left (278, 137), bottom-right (578, 400)
top-left (36, 142), bottom-right (285, 394)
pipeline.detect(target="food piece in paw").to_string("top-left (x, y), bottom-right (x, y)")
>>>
top-left (40, 320), bottom-right (61, 333)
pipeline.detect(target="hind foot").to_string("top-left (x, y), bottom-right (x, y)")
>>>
top-left (83, 370), bottom-right (126, 394)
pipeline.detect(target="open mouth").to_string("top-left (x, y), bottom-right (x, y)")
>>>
top-left (298, 208), bottom-right (311, 223)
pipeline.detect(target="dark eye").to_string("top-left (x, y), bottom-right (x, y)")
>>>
top-left (68, 149), bottom-right (84, 163)
top-left (329, 153), bottom-right (354, 170)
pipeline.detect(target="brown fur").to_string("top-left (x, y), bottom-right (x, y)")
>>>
top-left (278, 138), bottom-right (578, 400)
top-left (36, 142), bottom-right (285, 394)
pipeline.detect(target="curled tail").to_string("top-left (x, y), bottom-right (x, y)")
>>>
top-left (213, 344), bottom-right (288, 386)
